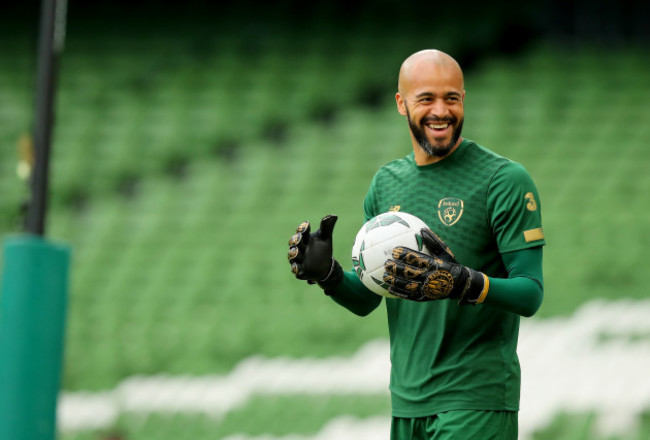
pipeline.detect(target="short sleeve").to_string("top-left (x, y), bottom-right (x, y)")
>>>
top-left (487, 161), bottom-right (546, 253)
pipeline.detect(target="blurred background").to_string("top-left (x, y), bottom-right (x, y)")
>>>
top-left (1, 0), bottom-right (650, 438)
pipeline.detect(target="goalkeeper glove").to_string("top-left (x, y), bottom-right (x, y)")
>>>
top-left (383, 228), bottom-right (489, 304)
top-left (288, 215), bottom-right (343, 292)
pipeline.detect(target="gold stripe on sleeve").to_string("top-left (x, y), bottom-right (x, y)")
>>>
top-left (523, 228), bottom-right (545, 242)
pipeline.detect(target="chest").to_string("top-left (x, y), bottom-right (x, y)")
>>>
top-left (373, 169), bottom-right (494, 265)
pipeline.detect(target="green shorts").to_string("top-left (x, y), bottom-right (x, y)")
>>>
top-left (391, 410), bottom-right (518, 440)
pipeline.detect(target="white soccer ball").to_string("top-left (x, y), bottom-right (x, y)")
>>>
top-left (351, 211), bottom-right (430, 298)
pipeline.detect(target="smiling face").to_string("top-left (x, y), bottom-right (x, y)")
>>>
top-left (396, 50), bottom-right (465, 165)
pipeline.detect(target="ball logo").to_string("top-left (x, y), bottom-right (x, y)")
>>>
top-left (437, 198), bottom-right (464, 226)
top-left (365, 214), bottom-right (409, 232)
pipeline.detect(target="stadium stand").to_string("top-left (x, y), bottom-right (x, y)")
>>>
top-left (1, 3), bottom-right (649, 438)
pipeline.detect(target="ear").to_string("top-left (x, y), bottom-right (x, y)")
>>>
top-left (395, 93), bottom-right (407, 116)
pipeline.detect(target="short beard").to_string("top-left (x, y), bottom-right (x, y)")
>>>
top-left (406, 108), bottom-right (463, 158)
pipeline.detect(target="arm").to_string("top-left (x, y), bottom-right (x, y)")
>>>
top-left (482, 246), bottom-right (543, 317)
top-left (288, 174), bottom-right (385, 316)
top-left (327, 270), bottom-right (382, 316)
top-left (327, 180), bottom-right (383, 316)
top-left (383, 229), bottom-right (544, 317)
top-left (287, 215), bottom-right (381, 317)
top-left (481, 161), bottom-right (545, 316)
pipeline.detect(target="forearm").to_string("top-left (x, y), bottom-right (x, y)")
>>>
top-left (482, 246), bottom-right (544, 317)
top-left (483, 275), bottom-right (543, 317)
top-left (327, 270), bottom-right (382, 316)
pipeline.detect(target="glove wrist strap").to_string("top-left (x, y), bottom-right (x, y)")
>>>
top-left (458, 269), bottom-right (489, 305)
top-left (318, 258), bottom-right (344, 295)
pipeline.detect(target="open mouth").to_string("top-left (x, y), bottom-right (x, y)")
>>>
top-left (424, 121), bottom-right (453, 135)
top-left (426, 122), bottom-right (450, 131)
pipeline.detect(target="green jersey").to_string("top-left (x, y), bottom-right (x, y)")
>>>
top-left (362, 139), bottom-right (545, 417)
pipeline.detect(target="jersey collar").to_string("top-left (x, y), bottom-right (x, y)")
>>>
top-left (410, 139), bottom-right (471, 170)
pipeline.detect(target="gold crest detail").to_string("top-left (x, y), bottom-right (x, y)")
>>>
top-left (423, 270), bottom-right (454, 299)
top-left (437, 198), bottom-right (464, 226)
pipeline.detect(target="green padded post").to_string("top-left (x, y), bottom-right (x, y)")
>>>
top-left (0, 235), bottom-right (71, 440)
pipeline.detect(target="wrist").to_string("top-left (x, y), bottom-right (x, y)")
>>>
top-left (318, 258), bottom-right (344, 295)
top-left (458, 269), bottom-right (489, 305)
top-left (475, 274), bottom-right (489, 304)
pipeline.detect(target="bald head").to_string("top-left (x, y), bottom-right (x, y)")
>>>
top-left (395, 50), bottom-right (466, 165)
top-left (398, 49), bottom-right (464, 94)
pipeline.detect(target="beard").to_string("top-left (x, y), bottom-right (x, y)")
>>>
top-left (406, 108), bottom-right (464, 158)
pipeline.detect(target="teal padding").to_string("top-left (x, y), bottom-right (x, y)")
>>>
top-left (0, 235), bottom-right (71, 440)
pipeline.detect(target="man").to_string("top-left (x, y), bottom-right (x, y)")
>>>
top-left (287, 49), bottom-right (545, 439)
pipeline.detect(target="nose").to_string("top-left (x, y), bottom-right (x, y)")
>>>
top-left (430, 99), bottom-right (450, 118)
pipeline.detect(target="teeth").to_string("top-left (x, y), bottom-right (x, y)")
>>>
top-left (428, 123), bottom-right (449, 129)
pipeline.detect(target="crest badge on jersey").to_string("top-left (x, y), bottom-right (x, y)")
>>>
top-left (437, 198), bottom-right (464, 226)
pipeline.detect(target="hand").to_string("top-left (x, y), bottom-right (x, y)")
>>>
top-left (288, 215), bottom-right (343, 289)
top-left (382, 228), bottom-right (488, 304)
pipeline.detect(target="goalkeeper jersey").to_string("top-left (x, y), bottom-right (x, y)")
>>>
top-left (362, 138), bottom-right (545, 417)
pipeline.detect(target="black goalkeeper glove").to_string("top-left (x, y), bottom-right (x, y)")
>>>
top-left (288, 215), bottom-right (343, 293)
top-left (382, 228), bottom-right (489, 305)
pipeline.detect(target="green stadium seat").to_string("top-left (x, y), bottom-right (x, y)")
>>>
top-left (3, 17), bottom-right (650, 438)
